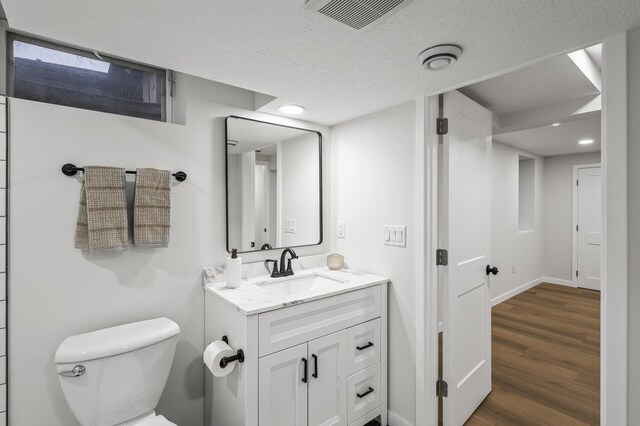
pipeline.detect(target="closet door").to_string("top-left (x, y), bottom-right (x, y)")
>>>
top-left (308, 330), bottom-right (349, 426)
top-left (259, 343), bottom-right (308, 426)
top-left (576, 166), bottom-right (602, 290)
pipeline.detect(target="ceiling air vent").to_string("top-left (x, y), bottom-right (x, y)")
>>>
top-left (306, 0), bottom-right (413, 31)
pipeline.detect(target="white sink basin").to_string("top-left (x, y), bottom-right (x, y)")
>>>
top-left (259, 273), bottom-right (347, 297)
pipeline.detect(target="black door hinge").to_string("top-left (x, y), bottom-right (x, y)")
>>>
top-left (437, 117), bottom-right (449, 135)
top-left (576, 270), bottom-right (579, 277)
top-left (436, 249), bottom-right (448, 266)
top-left (436, 379), bottom-right (448, 398)
top-left (577, 179), bottom-right (579, 186)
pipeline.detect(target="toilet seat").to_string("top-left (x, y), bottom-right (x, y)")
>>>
top-left (135, 415), bottom-right (176, 426)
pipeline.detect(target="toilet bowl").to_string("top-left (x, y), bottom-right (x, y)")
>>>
top-left (55, 318), bottom-right (180, 426)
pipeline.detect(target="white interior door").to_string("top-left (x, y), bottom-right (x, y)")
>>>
top-left (308, 330), bottom-right (348, 426)
top-left (576, 166), bottom-right (602, 290)
top-left (441, 90), bottom-right (493, 426)
top-left (259, 343), bottom-right (308, 426)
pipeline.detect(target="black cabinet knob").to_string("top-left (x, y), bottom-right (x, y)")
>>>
top-left (486, 265), bottom-right (499, 276)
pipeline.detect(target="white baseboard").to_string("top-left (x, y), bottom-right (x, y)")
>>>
top-left (491, 277), bottom-right (544, 306)
top-left (388, 410), bottom-right (413, 426)
top-left (543, 276), bottom-right (575, 287)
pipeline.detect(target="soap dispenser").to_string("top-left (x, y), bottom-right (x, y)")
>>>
top-left (225, 249), bottom-right (242, 288)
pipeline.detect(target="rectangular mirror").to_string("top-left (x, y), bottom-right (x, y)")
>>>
top-left (225, 116), bottom-right (323, 253)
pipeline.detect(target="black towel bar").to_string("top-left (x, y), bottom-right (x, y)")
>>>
top-left (61, 163), bottom-right (187, 182)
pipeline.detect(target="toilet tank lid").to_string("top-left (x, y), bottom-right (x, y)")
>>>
top-left (55, 318), bottom-right (180, 364)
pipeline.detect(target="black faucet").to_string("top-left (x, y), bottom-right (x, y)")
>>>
top-left (265, 247), bottom-right (299, 278)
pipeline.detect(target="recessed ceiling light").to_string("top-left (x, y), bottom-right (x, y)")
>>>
top-left (278, 104), bottom-right (305, 115)
top-left (579, 139), bottom-right (594, 145)
top-left (227, 140), bottom-right (239, 147)
top-left (551, 123), bottom-right (561, 127)
top-left (418, 44), bottom-right (462, 71)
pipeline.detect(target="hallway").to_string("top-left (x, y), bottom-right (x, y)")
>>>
top-left (466, 284), bottom-right (600, 425)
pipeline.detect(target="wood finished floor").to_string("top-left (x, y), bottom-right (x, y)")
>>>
top-left (465, 283), bottom-right (601, 426)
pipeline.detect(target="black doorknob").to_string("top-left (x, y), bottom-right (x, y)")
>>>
top-left (486, 265), bottom-right (499, 276)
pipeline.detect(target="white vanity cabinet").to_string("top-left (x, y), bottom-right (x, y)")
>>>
top-left (259, 330), bottom-right (349, 426)
top-left (204, 272), bottom-right (388, 426)
top-left (258, 343), bottom-right (309, 426)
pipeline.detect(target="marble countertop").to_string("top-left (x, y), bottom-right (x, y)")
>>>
top-left (203, 267), bottom-right (389, 315)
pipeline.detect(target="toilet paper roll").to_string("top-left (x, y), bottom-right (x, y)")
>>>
top-left (204, 340), bottom-right (237, 377)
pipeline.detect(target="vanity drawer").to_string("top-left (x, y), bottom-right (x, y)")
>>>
top-left (347, 318), bottom-right (380, 375)
top-left (348, 363), bottom-right (380, 424)
top-left (258, 286), bottom-right (381, 357)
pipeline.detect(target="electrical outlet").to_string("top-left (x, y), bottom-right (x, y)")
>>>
top-left (337, 220), bottom-right (345, 238)
top-left (383, 225), bottom-right (406, 247)
top-left (284, 219), bottom-right (297, 234)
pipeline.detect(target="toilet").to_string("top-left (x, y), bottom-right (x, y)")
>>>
top-left (55, 318), bottom-right (180, 426)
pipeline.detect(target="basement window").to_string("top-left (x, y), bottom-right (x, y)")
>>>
top-left (518, 155), bottom-right (535, 232)
top-left (7, 34), bottom-right (166, 121)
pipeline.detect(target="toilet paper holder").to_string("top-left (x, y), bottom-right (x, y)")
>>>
top-left (220, 335), bottom-right (245, 368)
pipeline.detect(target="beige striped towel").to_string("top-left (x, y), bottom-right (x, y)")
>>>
top-left (75, 167), bottom-right (128, 252)
top-left (133, 168), bottom-right (171, 248)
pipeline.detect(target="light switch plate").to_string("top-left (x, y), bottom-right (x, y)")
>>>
top-left (284, 219), bottom-right (297, 234)
top-left (383, 225), bottom-right (406, 247)
top-left (337, 220), bottom-right (345, 239)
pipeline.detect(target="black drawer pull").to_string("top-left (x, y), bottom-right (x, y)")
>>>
top-left (356, 341), bottom-right (374, 351)
top-left (302, 358), bottom-right (308, 383)
top-left (312, 354), bottom-right (318, 378)
top-left (357, 387), bottom-right (374, 398)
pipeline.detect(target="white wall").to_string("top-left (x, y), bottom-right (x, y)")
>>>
top-left (332, 101), bottom-right (416, 425)
top-left (7, 74), bottom-right (330, 425)
top-left (227, 153), bottom-right (241, 250)
top-left (543, 152), bottom-right (601, 282)
top-left (627, 25), bottom-right (640, 424)
top-left (490, 142), bottom-right (544, 304)
top-left (518, 156), bottom-right (535, 232)
top-left (280, 132), bottom-right (321, 247)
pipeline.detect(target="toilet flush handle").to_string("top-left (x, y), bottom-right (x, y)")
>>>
top-left (58, 365), bottom-right (86, 377)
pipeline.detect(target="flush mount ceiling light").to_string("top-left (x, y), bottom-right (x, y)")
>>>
top-left (418, 44), bottom-right (462, 71)
top-left (227, 140), bottom-right (239, 147)
top-left (579, 139), bottom-right (594, 145)
top-left (278, 104), bottom-right (305, 115)
top-left (552, 123), bottom-right (561, 127)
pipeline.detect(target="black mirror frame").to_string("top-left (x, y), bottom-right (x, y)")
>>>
top-left (225, 115), bottom-right (323, 254)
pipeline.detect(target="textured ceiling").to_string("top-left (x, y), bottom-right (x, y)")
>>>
top-left (458, 53), bottom-right (600, 115)
top-left (494, 114), bottom-right (601, 157)
top-left (2, 1), bottom-right (640, 125)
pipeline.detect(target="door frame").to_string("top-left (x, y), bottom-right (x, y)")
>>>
top-left (255, 159), bottom-right (271, 247)
top-left (572, 163), bottom-right (602, 288)
top-left (415, 32), bottom-right (628, 426)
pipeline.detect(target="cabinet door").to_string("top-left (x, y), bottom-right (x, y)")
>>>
top-left (308, 330), bottom-right (349, 426)
top-left (259, 343), bottom-right (308, 426)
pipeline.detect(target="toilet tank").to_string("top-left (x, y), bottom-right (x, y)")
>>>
top-left (55, 318), bottom-right (180, 426)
